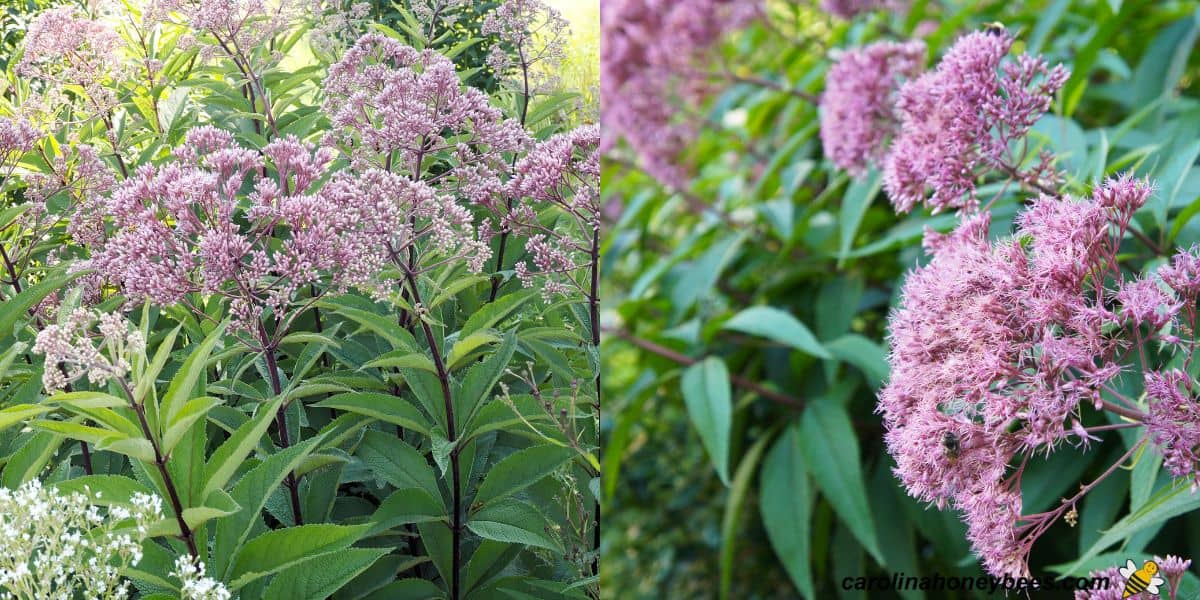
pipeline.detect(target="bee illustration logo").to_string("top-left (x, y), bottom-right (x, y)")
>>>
top-left (1118, 559), bottom-right (1163, 598)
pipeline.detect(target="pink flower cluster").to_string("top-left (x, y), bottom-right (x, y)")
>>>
top-left (600, 0), bottom-right (760, 186)
top-left (164, 0), bottom-right (298, 58)
top-left (819, 41), bottom-right (925, 176)
top-left (322, 33), bottom-right (528, 190)
top-left (0, 117), bottom-right (40, 158)
top-left (883, 30), bottom-right (1068, 213)
top-left (880, 176), bottom-right (1170, 576)
top-left (483, 0), bottom-right (569, 96)
top-left (85, 126), bottom-right (368, 332)
top-left (32, 309), bottom-right (144, 392)
top-left (17, 7), bottom-right (124, 117)
top-left (505, 124), bottom-right (600, 297)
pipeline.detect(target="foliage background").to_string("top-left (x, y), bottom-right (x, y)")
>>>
top-left (601, 1), bottom-right (1200, 598)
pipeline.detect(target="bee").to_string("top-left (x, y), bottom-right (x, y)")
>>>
top-left (942, 431), bottom-right (961, 462)
top-left (1118, 559), bottom-right (1163, 598)
top-left (984, 22), bottom-right (1006, 36)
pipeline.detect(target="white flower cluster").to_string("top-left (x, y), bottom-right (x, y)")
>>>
top-left (31, 309), bottom-right (145, 392)
top-left (0, 480), bottom-right (161, 600)
top-left (171, 556), bottom-right (232, 600)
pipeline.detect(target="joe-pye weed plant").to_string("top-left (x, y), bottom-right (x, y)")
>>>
top-left (0, 0), bottom-right (599, 598)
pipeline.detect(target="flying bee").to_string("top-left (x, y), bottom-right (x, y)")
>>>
top-left (1118, 559), bottom-right (1163, 598)
top-left (942, 431), bottom-right (961, 462)
top-left (984, 21), bottom-right (1006, 36)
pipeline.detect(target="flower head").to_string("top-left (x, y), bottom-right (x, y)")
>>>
top-left (483, 0), bottom-right (569, 95)
top-left (32, 308), bottom-right (142, 392)
top-left (883, 29), bottom-right (1068, 213)
top-left (600, 0), bottom-right (759, 186)
top-left (820, 40), bottom-right (926, 176)
top-left (880, 176), bottom-right (1163, 576)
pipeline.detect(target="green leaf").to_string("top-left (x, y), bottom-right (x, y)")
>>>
top-left (467, 498), bottom-right (560, 552)
top-left (213, 434), bottom-right (328, 578)
top-left (362, 350), bottom-right (436, 374)
top-left (45, 391), bottom-right (127, 410)
top-left (161, 321), bottom-right (227, 427)
top-left (799, 398), bottom-right (883, 564)
top-left (203, 395), bottom-right (284, 497)
top-left (137, 324), bottom-right (182, 402)
top-left (279, 331), bottom-right (342, 348)
top-left (362, 579), bottom-right (444, 600)
top-left (447, 330), bottom-right (501, 370)
top-left (1156, 137), bottom-right (1200, 228)
top-left (429, 273), bottom-right (488, 309)
top-left (455, 332), bottom-right (517, 430)
top-left (825, 334), bottom-right (889, 389)
top-left (320, 299), bottom-right (418, 350)
top-left (162, 396), bottom-right (222, 453)
top-left (370, 487), bottom-right (446, 534)
top-left (262, 548), bottom-right (389, 600)
top-left (720, 434), bottom-right (770, 600)
top-left (0, 404), bottom-right (52, 431)
top-left (229, 524), bottom-right (371, 589)
top-left (460, 289), bottom-right (537, 339)
top-left (759, 424), bottom-right (815, 598)
top-left (0, 268), bottom-right (88, 341)
top-left (1064, 479), bottom-right (1200, 575)
top-left (838, 170), bottom-right (881, 264)
top-left (358, 430), bottom-right (442, 501)
top-left (723, 306), bottom-right (831, 359)
top-left (1062, 0), bottom-right (1144, 116)
top-left (2, 432), bottom-right (63, 487)
top-left (681, 357), bottom-right (733, 486)
top-left (1131, 11), bottom-right (1200, 110)
top-left (314, 392), bottom-right (430, 436)
top-left (473, 445), bottom-right (573, 509)
top-left (52, 475), bottom-right (153, 506)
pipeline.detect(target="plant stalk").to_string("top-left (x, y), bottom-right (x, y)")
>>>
top-left (261, 323), bottom-right (304, 526)
top-left (120, 380), bottom-right (198, 558)
top-left (404, 268), bottom-right (461, 600)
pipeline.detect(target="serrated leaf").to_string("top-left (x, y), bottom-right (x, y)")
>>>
top-left (369, 487), bottom-right (446, 534)
top-left (52, 475), bottom-right (153, 506)
top-left (0, 404), bottom-right (52, 431)
top-left (263, 548), bottom-right (389, 600)
top-left (447, 330), bottom-right (501, 370)
top-left (358, 430), bottom-right (441, 501)
top-left (214, 433), bottom-right (327, 578)
top-left (162, 396), bottom-right (222, 453)
top-left (474, 445), bottom-right (573, 509)
top-left (0, 269), bottom-right (88, 341)
top-left (314, 392), bottom-right (430, 436)
top-left (467, 498), bottom-right (559, 552)
top-left (363, 350), bottom-right (437, 374)
top-left (460, 289), bottom-right (537, 339)
top-left (1064, 479), bottom-right (1200, 576)
top-left (229, 524), bottom-right (371, 589)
